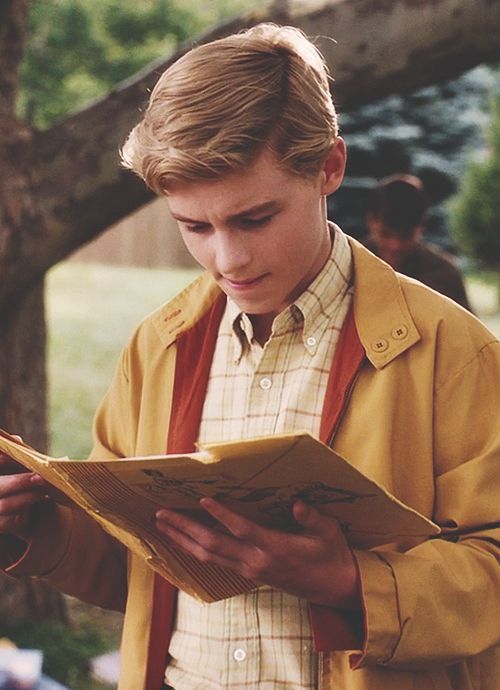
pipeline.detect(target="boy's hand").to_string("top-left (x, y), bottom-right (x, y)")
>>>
top-left (156, 498), bottom-right (360, 609)
top-left (0, 453), bottom-right (48, 542)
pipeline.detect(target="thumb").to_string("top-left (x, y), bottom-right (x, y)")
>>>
top-left (292, 500), bottom-right (344, 539)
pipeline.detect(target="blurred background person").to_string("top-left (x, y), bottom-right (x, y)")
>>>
top-left (363, 174), bottom-right (472, 310)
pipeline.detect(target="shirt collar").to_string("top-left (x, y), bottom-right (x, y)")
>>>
top-left (226, 300), bottom-right (255, 363)
top-left (292, 224), bottom-right (352, 353)
top-left (226, 223), bottom-right (353, 362)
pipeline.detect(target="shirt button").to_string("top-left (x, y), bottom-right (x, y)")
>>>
top-left (306, 336), bottom-right (317, 347)
top-left (259, 377), bottom-right (272, 390)
top-left (233, 648), bottom-right (246, 662)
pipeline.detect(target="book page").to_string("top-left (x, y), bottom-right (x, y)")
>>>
top-left (0, 429), bottom-right (440, 602)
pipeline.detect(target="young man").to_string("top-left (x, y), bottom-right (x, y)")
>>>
top-left (0, 24), bottom-right (499, 690)
top-left (364, 174), bottom-right (472, 310)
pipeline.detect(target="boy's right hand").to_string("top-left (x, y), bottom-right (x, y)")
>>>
top-left (0, 453), bottom-right (48, 542)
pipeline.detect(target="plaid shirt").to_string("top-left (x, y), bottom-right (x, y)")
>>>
top-left (166, 226), bottom-right (353, 690)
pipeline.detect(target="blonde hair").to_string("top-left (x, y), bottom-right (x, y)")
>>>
top-left (121, 23), bottom-right (338, 194)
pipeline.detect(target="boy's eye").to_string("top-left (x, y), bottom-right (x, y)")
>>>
top-left (240, 215), bottom-right (272, 229)
top-left (183, 223), bottom-right (210, 233)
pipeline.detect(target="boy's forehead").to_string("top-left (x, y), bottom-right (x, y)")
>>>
top-left (165, 149), bottom-right (298, 211)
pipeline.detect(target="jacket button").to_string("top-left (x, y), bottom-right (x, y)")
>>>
top-left (372, 338), bottom-right (389, 353)
top-left (392, 325), bottom-right (408, 340)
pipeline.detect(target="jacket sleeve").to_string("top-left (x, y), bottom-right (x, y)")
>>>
top-left (352, 340), bottom-right (500, 669)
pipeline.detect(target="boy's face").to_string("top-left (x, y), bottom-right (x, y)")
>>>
top-left (166, 144), bottom-right (345, 329)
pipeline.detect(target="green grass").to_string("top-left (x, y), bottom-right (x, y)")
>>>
top-left (47, 262), bottom-right (200, 458)
top-left (465, 274), bottom-right (500, 335)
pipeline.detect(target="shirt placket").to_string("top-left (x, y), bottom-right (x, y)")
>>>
top-left (224, 594), bottom-right (261, 687)
top-left (244, 340), bottom-right (284, 439)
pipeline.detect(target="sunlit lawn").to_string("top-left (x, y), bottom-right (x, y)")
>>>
top-left (46, 262), bottom-right (200, 458)
top-left (46, 263), bottom-right (499, 459)
top-left (466, 275), bottom-right (500, 335)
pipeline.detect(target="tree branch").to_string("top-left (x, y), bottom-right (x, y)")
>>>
top-left (0, 0), bottom-right (29, 113)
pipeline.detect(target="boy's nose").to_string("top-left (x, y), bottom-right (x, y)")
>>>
top-left (214, 232), bottom-right (252, 276)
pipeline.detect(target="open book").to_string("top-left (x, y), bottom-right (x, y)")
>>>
top-left (0, 429), bottom-right (439, 602)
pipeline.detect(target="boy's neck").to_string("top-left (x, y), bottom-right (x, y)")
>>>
top-left (249, 312), bottom-right (275, 347)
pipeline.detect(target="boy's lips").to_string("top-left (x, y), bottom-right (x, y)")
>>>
top-left (223, 274), bottom-right (269, 290)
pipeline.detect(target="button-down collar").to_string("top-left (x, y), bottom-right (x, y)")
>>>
top-left (227, 224), bottom-right (352, 362)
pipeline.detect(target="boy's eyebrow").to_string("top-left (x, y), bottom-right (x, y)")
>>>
top-left (228, 200), bottom-right (281, 222)
top-left (171, 200), bottom-right (281, 225)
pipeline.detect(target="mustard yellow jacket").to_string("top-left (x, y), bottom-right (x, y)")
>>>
top-left (9, 239), bottom-right (500, 690)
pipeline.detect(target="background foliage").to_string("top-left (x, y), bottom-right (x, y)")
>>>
top-left (18, 0), bottom-right (248, 129)
top-left (451, 95), bottom-right (500, 271)
top-left (1, 619), bottom-right (108, 689)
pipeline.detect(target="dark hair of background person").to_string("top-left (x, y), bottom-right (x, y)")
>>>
top-left (368, 174), bottom-right (427, 237)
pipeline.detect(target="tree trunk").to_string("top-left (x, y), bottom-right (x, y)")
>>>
top-left (0, 0), bottom-right (67, 626)
top-left (496, 271), bottom-right (500, 313)
top-left (0, 282), bottom-right (47, 451)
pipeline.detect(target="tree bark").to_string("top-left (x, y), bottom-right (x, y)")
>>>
top-left (0, 280), bottom-right (47, 451)
top-left (0, 0), bottom-right (29, 110)
top-left (0, 0), bottom-right (67, 626)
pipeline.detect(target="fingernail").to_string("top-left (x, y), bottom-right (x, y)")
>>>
top-left (30, 474), bottom-right (44, 485)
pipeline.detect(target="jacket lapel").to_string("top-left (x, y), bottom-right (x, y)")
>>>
top-left (145, 293), bottom-right (226, 690)
top-left (310, 305), bottom-right (367, 652)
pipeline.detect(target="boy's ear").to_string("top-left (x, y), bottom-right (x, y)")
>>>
top-left (320, 137), bottom-right (347, 196)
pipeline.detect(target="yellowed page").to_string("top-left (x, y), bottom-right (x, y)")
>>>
top-left (0, 429), bottom-right (439, 602)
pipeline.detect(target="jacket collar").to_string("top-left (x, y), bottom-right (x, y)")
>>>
top-left (349, 237), bottom-right (421, 369)
top-left (152, 236), bottom-right (421, 369)
top-left (151, 271), bottom-right (220, 349)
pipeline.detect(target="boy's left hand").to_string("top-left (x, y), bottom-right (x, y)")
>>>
top-left (155, 497), bottom-right (360, 609)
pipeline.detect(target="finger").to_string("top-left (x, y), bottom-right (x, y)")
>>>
top-left (199, 497), bottom-right (270, 547)
top-left (158, 518), bottom-right (240, 570)
top-left (0, 489), bottom-right (47, 517)
top-left (292, 500), bottom-right (345, 540)
top-left (0, 471), bottom-right (65, 507)
top-left (155, 508), bottom-right (240, 567)
top-left (0, 472), bottom-right (45, 499)
top-left (156, 506), bottom-right (232, 545)
top-left (0, 432), bottom-right (24, 446)
top-left (156, 516), bottom-right (206, 553)
top-left (156, 506), bottom-right (256, 570)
